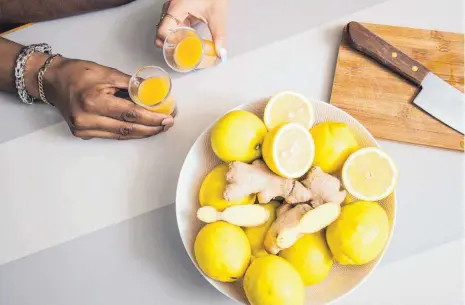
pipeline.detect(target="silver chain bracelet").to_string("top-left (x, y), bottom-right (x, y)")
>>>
top-left (38, 54), bottom-right (61, 106)
top-left (14, 43), bottom-right (52, 104)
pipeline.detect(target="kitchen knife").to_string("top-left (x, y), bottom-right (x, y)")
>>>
top-left (345, 21), bottom-right (464, 135)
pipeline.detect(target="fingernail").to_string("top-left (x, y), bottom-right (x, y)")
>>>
top-left (219, 48), bottom-right (228, 64)
top-left (163, 125), bottom-right (171, 132)
top-left (161, 118), bottom-right (174, 126)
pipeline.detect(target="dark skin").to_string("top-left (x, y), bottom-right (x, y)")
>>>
top-left (0, 0), bottom-right (134, 24)
top-left (0, 0), bottom-right (227, 140)
top-left (0, 38), bottom-right (174, 140)
top-left (0, 0), bottom-right (174, 140)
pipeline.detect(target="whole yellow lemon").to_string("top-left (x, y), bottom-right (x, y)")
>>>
top-left (279, 232), bottom-right (333, 286)
top-left (194, 221), bottom-right (251, 282)
top-left (244, 255), bottom-right (305, 305)
top-left (244, 201), bottom-right (280, 258)
top-left (310, 122), bottom-right (358, 173)
top-left (326, 201), bottom-right (389, 265)
top-left (211, 110), bottom-right (267, 163)
top-left (199, 163), bottom-right (256, 211)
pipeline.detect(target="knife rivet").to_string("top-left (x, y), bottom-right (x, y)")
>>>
top-left (392, 52), bottom-right (398, 58)
top-left (412, 65), bottom-right (419, 72)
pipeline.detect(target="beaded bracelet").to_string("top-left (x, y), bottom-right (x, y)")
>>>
top-left (14, 43), bottom-right (52, 104)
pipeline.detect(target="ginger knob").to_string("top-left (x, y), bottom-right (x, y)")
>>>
top-left (264, 202), bottom-right (341, 254)
top-left (197, 205), bottom-right (270, 227)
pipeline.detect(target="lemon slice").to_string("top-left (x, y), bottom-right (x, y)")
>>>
top-left (264, 91), bottom-right (315, 130)
top-left (262, 123), bottom-right (315, 179)
top-left (342, 147), bottom-right (398, 201)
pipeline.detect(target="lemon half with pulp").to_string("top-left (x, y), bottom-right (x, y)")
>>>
top-left (264, 91), bottom-right (315, 130)
top-left (342, 147), bottom-right (398, 201)
top-left (262, 123), bottom-right (315, 179)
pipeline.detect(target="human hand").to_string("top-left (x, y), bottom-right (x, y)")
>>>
top-left (155, 0), bottom-right (228, 62)
top-left (30, 56), bottom-right (174, 140)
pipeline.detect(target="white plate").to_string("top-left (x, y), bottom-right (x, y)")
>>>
top-left (175, 99), bottom-right (396, 305)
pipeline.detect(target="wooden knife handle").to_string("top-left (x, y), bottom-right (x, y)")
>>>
top-left (345, 21), bottom-right (429, 86)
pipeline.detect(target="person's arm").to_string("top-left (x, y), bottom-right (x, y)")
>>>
top-left (0, 37), bottom-right (174, 140)
top-left (0, 37), bottom-right (48, 98)
top-left (0, 0), bottom-right (134, 24)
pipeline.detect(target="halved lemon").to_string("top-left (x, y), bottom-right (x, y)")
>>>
top-left (342, 147), bottom-right (398, 201)
top-left (263, 91), bottom-right (315, 130)
top-left (262, 123), bottom-right (315, 179)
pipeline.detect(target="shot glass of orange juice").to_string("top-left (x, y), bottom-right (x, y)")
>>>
top-left (128, 66), bottom-right (177, 117)
top-left (163, 27), bottom-right (219, 73)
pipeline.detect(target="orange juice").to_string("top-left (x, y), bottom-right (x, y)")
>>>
top-left (174, 36), bottom-right (203, 70)
top-left (137, 76), bottom-right (176, 115)
top-left (167, 28), bottom-right (219, 71)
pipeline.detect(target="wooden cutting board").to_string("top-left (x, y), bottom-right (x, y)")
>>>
top-left (330, 22), bottom-right (464, 151)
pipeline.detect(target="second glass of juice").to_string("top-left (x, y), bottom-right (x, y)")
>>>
top-left (128, 66), bottom-right (177, 117)
top-left (163, 27), bottom-right (219, 73)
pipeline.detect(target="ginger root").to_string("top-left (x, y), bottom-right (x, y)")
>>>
top-left (276, 202), bottom-right (294, 218)
top-left (264, 204), bottom-right (312, 254)
top-left (264, 202), bottom-right (341, 254)
top-left (223, 160), bottom-right (312, 204)
top-left (223, 161), bottom-right (346, 207)
top-left (302, 167), bottom-right (346, 208)
top-left (221, 161), bottom-right (346, 254)
top-left (197, 205), bottom-right (270, 227)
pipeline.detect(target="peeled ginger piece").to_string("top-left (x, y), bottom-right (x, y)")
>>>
top-left (265, 202), bottom-right (341, 254)
top-left (197, 205), bottom-right (270, 227)
top-left (277, 203), bottom-right (341, 249)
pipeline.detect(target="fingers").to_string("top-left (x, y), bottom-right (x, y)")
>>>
top-left (107, 69), bottom-right (131, 89)
top-left (155, 37), bottom-right (164, 48)
top-left (155, 1), bottom-right (172, 47)
top-left (206, 0), bottom-right (228, 61)
top-left (155, 2), bottom-right (189, 47)
top-left (155, 15), bottom-right (199, 48)
top-left (70, 113), bottom-right (167, 138)
top-left (81, 94), bottom-right (174, 127)
top-left (207, 10), bottom-right (226, 50)
top-left (72, 129), bottom-right (149, 141)
top-left (70, 86), bottom-right (175, 141)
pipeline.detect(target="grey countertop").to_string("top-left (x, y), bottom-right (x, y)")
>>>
top-left (0, 0), bottom-right (463, 304)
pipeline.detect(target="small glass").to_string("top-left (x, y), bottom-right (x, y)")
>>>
top-left (163, 27), bottom-right (219, 73)
top-left (128, 66), bottom-right (177, 117)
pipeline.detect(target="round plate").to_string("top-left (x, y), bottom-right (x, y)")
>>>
top-left (175, 99), bottom-right (396, 305)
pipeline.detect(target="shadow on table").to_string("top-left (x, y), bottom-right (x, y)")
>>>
top-left (0, 208), bottom-right (235, 305)
top-left (127, 204), bottom-right (234, 304)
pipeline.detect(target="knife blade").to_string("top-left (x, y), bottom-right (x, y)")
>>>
top-left (345, 21), bottom-right (464, 135)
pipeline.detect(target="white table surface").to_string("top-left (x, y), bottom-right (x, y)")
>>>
top-left (0, 0), bottom-right (464, 304)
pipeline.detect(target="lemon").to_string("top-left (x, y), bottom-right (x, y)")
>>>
top-left (279, 232), bottom-right (333, 286)
top-left (262, 123), bottom-right (315, 178)
top-left (199, 163), bottom-right (256, 211)
top-left (264, 91), bottom-right (315, 130)
top-left (310, 122), bottom-right (359, 174)
top-left (342, 147), bottom-right (398, 201)
top-left (194, 221), bottom-right (251, 282)
top-left (326, 201), bottom-right (389, 265)
top-left (211, 110), bottom-right (267, 163)
top-left (244, 201), bottom-right (280, 259)
top-left (343, 193), bottom-right (355, 206)
top-left (244, 255), bottom-right (305, 305)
